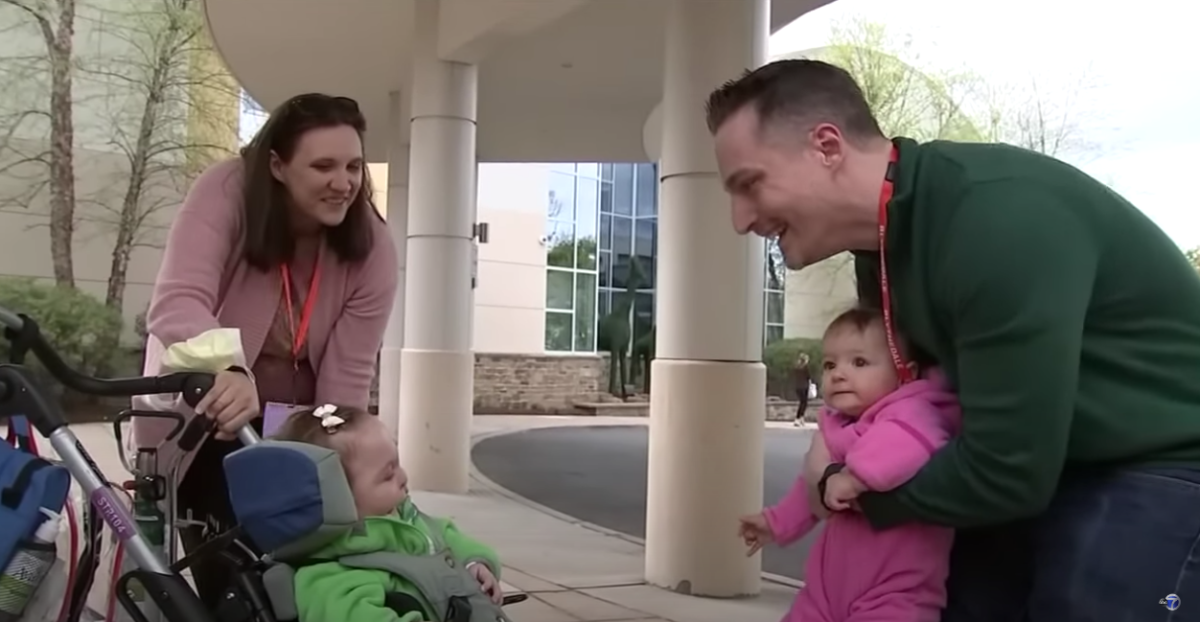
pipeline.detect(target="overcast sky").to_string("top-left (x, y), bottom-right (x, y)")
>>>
top-left (772, 0), bottom-right (1198, 249)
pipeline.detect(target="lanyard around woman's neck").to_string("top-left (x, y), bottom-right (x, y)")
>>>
top-left (878, 145), bottom-right (914, 384)
top-left (281, 245), bottom-right (323, 373)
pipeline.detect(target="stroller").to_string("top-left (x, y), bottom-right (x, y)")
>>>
top-left (0, 306), bottom-right (525, 622)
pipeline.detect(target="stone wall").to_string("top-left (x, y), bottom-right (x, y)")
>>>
top-left (369, 352), bottom-right (609, 415)
top-left (474, 353), bottom-right (607, 414)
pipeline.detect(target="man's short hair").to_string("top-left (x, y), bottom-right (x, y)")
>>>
top-left (704, 59), bottom-right (884, 144)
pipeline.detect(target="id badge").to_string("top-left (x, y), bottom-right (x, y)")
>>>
top-left (262, 402), bottom-right (310, 438)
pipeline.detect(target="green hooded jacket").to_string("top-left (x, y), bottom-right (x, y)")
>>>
top-left (294, 498), bottom-right (500, 622)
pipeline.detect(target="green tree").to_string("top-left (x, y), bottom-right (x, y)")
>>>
top-left (792, 17), bottom-right (983, 142)
top-left (546, 235), bottom-right (596, 271)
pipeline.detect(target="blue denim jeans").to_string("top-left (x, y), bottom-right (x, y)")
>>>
top-left (942, 467), bottom-right (1200, 622)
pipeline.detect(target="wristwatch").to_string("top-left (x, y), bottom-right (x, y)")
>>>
top-left (817, 463), bottom-right (846, 513)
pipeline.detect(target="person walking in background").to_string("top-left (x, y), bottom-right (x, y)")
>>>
top-left (707, 59), bottom-right (1200, 621)
top-left (134, 93), bottom-right (398, 610)
top-left (793, 351), bottom-right (813, 426)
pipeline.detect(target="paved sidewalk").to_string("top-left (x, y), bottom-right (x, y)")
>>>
top-left (10, 416), bottom-right (800, 622)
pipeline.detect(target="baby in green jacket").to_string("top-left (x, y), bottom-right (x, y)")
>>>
top-left (274, 405), bottom-right (504, 622)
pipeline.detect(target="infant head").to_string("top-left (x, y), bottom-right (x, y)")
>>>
top-left (820, 308), bottom-right (912, 417)
top-left (274, 405), bottom-right (407, 518)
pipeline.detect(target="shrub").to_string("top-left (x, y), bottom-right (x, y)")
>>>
top-left (0, 278), bottom-right (124, 396)
top-left (763, 337), bottom-right (823, 398)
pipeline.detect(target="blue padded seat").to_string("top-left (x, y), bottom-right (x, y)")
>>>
top-left (222, 440), bottom-right (358, 562)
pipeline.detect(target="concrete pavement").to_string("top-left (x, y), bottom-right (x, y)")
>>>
top-left (8, 415), bottom-right (801, 622)
top-left (472, 424), bottom-right (821, 581)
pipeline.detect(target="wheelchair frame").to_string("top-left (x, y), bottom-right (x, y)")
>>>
top-left (0, 306), bottom-right (527, 622)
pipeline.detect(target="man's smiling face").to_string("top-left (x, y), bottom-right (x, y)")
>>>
top-left (713, 106), bottom-right (849, 270)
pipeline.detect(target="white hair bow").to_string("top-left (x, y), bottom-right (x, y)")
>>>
top-left (313, 404), bottom-right (345, 433)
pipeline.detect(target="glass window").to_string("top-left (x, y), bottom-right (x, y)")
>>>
top-left (599, 213), bottom-right (612, 251)
top-left (765, 238), bottom-right (785, 291)
top-left (576, 163), bottom-right (600, 179)
top-left (613, 164), bottom-right (634, 215)
top-left (767, 291), bottom-right (785, 325)
top-left (635, 219), bottom-right (655, 289)
top-left (545, 312), bottom-right (573, 351)
top-left (598, 251), bottom-right (611, 288)
top-left (635, 218), bottom-right (655, 259)
top-left (601, 163), bottom-right (614, 181)
top-left (598, 289), bottom-right (612, 320)
top-left (611, 254), bottom-right (629, 290)
top-left (612, 218), bottom-right (633, 289)
top-left (635, 163), bottom-right (658, 216)
top-left (548, 172), bottom-right (576, 221)
top-left (766, 325), bottom-right (785, 346)
top-left (575, 178), bottom-right (599, 270)
top-left (545, 221), bottom-right (575, 268)
top-left (548, 163), bottom-right (576, 175)
top-left (546, 269), bottom-right (574, 310)
top-left (633, 294), bottom-right (652, 336)
top-left (600, 181), bottom-right (613, 214)
top-left (613, 216), bottom-right (632, 255)
top-left (574, 273), bottom-right (597, 351)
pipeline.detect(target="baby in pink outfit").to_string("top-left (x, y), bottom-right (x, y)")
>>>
top-left (741, 308), bottom-right (961, 622)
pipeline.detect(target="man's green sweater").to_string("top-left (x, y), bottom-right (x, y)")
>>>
top-left (855, 137), bottom-right (1200, 529)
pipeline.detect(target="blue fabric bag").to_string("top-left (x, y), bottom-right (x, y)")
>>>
top-left (0, 416), bottom-right (70, 569)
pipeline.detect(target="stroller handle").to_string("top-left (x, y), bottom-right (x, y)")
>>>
top-left (1, 306), bottom-right (222, 432)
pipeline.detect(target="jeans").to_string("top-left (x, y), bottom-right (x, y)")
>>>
top-left (943, 467), bottom-right (1200, 622)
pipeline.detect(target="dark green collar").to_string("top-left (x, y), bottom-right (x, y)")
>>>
top-left (851, 136), bottom-right (922, 309)
top-left (884, 136), bottom-right (922, 264)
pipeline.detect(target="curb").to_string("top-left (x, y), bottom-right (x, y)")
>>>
top-left (467, 425), bottom-right (805, 591)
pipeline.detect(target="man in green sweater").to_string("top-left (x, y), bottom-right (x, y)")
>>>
top-left (706, 59), bottom-right (1200, 621)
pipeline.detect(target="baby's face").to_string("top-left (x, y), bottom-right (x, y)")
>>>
top-left (820, 321), bottom-right (900, 418)
top-left (341, 418), bottom-right (408, 517)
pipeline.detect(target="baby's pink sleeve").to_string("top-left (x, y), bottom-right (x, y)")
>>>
top-left (845, 400), bottom-right (956, 492)
top-left (763, 474), bottom-right (820, 545)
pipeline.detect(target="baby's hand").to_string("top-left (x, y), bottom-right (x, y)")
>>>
top-left (737, 512), bottom-right (774, 557)
top-left (468, 562), bottom-right (503, 605)
top-left (823, 472), bottom-right (867, 511)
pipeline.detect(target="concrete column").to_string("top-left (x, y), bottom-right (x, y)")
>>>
top-left (645, 0), bottom-right (769, 598)
top-left (378, 90), bottom-right (410, 439)
top-left (397, 0), bottom-right (478, 494)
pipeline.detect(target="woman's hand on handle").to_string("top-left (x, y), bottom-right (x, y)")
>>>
top-left (195, 369), bottom-right (259, 440)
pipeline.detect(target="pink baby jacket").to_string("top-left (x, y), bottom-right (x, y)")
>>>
top-left (765, 375), bottom-right (962, 622)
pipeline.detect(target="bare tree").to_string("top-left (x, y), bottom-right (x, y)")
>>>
top-left (974, 72), bottom-right (1102, 159)
top-left (78, 0), bottom-right (238, 311)
top-left (0, 0), bottom-right (79, 287)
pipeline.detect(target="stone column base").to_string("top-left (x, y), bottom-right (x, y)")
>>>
top-left (397, 348), bottom-right (474, 493)
top-left (644, 359), bottom-right (766, 597)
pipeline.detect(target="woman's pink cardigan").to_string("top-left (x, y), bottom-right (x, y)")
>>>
top-left (131, 158), bottom-right (398, 481)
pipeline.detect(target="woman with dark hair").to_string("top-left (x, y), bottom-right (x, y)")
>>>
top-left (132, 93), bottom-right (398, 608)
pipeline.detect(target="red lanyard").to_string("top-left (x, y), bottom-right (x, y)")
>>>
top-left (878, 145), bottom-right (914, 384)
top-left (281, 253), bottom-right (322, 372)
